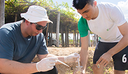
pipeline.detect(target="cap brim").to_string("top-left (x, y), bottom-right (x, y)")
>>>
top-left (20, 13), bottom-right (53, 23)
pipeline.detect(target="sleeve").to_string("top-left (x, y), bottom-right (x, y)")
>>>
top-left (78, 17), bottom-right (90, 37)
top-left (0, 29), bottom-right (14, 60)
top-left (109, 4), bottom-right (126, 26)
top-left (37, 33), bottom-right (48, 55)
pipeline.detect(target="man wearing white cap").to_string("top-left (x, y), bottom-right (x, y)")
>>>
top-left (0, 5), bottom-right (80, 74)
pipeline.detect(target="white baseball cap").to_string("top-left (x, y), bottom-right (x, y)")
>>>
top-left (20, 5), bottom-right (53, 23)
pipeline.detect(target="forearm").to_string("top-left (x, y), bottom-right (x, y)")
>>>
top-left (38, 54), bottom-right (65, 64)
top-left (46, 54), bottom-right (65, 64)
top-left (38, 53), bottom-right (79, 65)
top-left (0, 59), bottom-right (37, 74)
top-left (80, 36), bottom-right (89, 72)
top-left (107, 35), bottom-right (128, 56)
top-left (80, 49), bottom-right (88, 72)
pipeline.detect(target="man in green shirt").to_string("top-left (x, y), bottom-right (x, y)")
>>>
top-left (73, 0), bottom-right (128, 74)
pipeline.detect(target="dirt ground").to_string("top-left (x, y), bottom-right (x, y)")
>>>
top-left (48, 47), bottom-right (95, 74)
top-left (33, 47), bottom-right (128, 74)
top-left (48, 47), bottom-right (114, 74)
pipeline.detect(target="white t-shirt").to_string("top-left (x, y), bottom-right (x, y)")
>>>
top-left (87, 2), bottom-right (126, 42)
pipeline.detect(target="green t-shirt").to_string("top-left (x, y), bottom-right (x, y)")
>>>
top-left (78, 17), bottom-right (90, 37)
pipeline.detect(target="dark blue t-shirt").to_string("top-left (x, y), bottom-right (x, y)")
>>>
top-left (0, 21), bottom-right (48, 63)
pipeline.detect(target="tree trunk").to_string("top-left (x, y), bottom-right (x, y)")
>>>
top-left (65, 26), bottom-right (68, 47)
top-left (74, 30), bottom-right (76, 47)
top-left (76, 33), bottom-right (78, 47)
top-left (65, 30), bottom-right (67, 47)
top-left (45, 23), bottom-right (49, 46)
top-left (48, 24), bottom-right (53, 46)
top-left (0, 0), bottom-right (5, 27)
top-left (88, 31), bottom-right (91, 47)
top-left (61, 25), bottom-right (64, 47)
top-left (67, 27), bottom-right (69, 47)
top-left (73, 32), bottom-right (75, 46)
top-left (15, 14), bottom-right (17, 22)
top-left (79, 37), bottom-right (81, 47)
top-left (56, 12), bottom-right (60, 47)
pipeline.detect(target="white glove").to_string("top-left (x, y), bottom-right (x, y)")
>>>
top-left (36, 57), bottom-right (58, 72)
top-left (64, 53), bottom-right (80, 63)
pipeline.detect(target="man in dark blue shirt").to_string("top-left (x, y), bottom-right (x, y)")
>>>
top-left (0, 5), bottom-right (79, 74)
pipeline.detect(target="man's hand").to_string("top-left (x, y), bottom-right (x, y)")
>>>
top-left (36, 57), bottom-right (57, 72)
top-left (96, 52), bottom-right (112, 67)
top-left (64, 53), bottom-right (80, 63)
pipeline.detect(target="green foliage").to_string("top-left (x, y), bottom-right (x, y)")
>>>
top-left (34, 0), bottom-right (79, 32)
top-left (5, 0), bottom-right (29, 15)
top-left (5, 0), bottom-right (79, 32)
top-left (34, 0), bottom-right (79, 22)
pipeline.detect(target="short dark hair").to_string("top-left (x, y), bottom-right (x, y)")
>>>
top-left (73, 0), bottom-right (94, 9)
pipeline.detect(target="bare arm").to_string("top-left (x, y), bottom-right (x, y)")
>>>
top-left (0, 58), bottom-right (37, 74)
top-left (107, 22), bottom-right (128, 55)
top-left (38, 53), bottom-right (79, 65)
top-left (80, 35), bottom-right (89, 72)
top-left (37, 54), bottom-right (66, 64)
top-left (96, 22), bottom-right (128, 66)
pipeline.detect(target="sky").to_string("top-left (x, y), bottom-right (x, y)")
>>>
top-left (52, 0), bottom-right (128, 21)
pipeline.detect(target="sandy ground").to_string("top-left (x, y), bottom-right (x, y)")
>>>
top-left (33, 47), bottom-right (128, 74)
top-left (47, 47), bottom-right (115, 74)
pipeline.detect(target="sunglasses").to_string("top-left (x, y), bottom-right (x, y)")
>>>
top-left (31, 23), bottom-right (47, 30)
